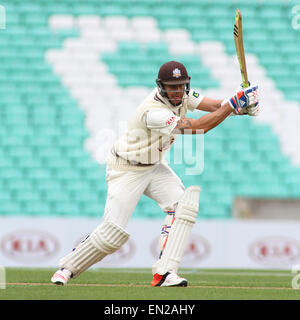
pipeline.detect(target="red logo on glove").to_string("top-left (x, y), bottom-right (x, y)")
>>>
top-left (237, 91), bottom-right (244, 99)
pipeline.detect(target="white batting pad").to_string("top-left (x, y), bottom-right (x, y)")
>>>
top-left (59, 221), bottom-right (129, 278)
top-left (152, 186), bottom-right (201, 275)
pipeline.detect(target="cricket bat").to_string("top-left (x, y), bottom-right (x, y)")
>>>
top-left (233, 8), bottom-right (249, 88)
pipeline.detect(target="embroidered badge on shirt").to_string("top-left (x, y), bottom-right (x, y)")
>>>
top-left (173, 68), bottom-right (181, 78)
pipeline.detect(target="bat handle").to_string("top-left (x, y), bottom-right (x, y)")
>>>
top-left (242, 80), bottom-right (250, 88)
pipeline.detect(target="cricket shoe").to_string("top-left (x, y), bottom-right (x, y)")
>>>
top-left (152, 272), bottom-right (188, 287)
top-left (51, 268), bottom-right (72, 285)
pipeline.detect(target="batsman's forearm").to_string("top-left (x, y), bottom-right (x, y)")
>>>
top-left (196, 97), bottom-right (223, 112)
top-left (192, 102), bottom-right (233, 133)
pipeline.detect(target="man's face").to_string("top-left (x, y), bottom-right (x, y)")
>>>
top-left (164, 83), bottom-right (185, 105)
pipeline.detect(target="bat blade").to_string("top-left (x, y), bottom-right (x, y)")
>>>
top-left (234, 8), bottom-right (249, 88)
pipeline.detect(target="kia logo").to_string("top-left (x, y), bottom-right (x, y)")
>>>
top-left (249, 236), bottom-right (300, 266)
top-left (151, 234), bottom-right (210, 264)
top-left (1, 229), bottom-right (59, 262)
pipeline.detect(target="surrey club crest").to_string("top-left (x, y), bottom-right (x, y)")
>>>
top-left (173, 68), bottom-right (181, 78)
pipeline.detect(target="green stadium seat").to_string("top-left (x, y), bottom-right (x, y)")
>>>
top-left (259, 7), bottom-right (283, 19)
top-left (23, 201), bottom-right (52, 215)
top-left (14, 190), bottom-right (41, 201)
top-left (34, 179), bottom-right (62, 191)
top-left (0, 190), bottom-right (12, 201)
top-left (33, 146), bottom-right (62, 158)
top-left (24, 167), bottom-right (52, 180)
top-left (80, 201), bottom-right (105, 216)
top-left (52, 201), bottom-right (81, 216)
top-left (289, 184), bottom-right (300, 197)
top-left (42, 190), bottom-right (70, 202)
top-left (0, 201), bottom-right (22, 215)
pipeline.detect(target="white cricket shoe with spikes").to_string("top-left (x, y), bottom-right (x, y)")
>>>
top-left (51, 268), bottom-right (72, 285)
top-left (152, 272), bottom-right (188, 287)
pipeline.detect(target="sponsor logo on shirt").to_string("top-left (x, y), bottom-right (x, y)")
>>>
top-left (193, 91), bottom-right (200, 98)
top-left (166, 116), bottom-right (176, 126)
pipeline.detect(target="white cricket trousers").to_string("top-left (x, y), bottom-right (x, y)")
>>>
top-left (103, 162), bottom-right (185, 229)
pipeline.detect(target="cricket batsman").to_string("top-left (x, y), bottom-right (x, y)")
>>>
top-left (51, 61), bottom-right (259, 287)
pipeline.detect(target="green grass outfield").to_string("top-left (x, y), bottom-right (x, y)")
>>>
top-left (1, 268), bottom-right (300, 300)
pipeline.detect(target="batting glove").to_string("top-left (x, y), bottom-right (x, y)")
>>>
top-left (228, 84), bottom-right (259, 114)
top-left (235, 83), bottom-right (259, 116)
top-left (246, 104), bottom-right (259, 116)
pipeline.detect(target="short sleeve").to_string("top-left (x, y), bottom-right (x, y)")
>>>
top-left (187, 89), bottom-right (204, 111)
top-left (144, 109), bottom-right (181, 135)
